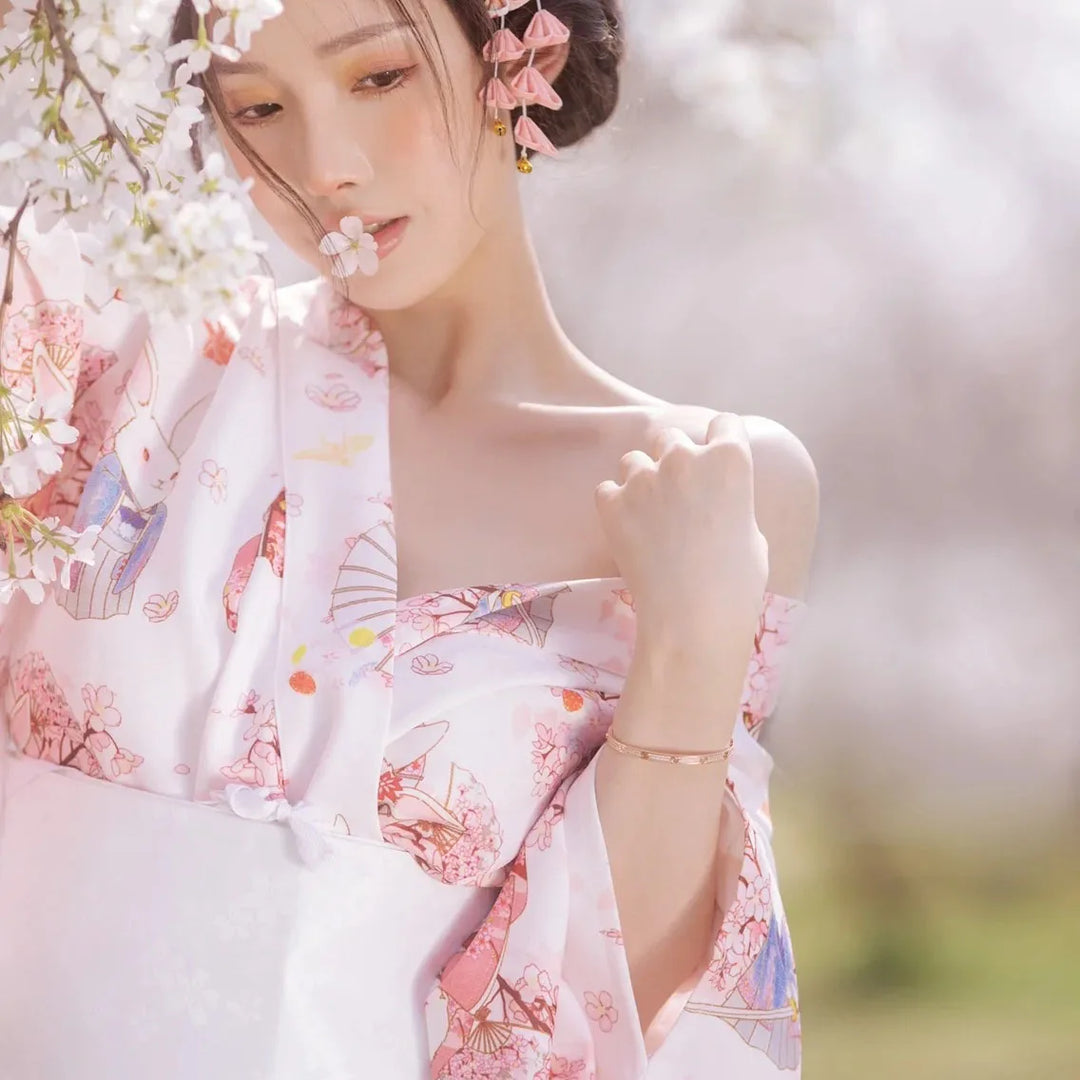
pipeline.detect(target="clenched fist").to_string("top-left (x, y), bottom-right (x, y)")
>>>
top-left (594, 411), bottom-right (769, 658)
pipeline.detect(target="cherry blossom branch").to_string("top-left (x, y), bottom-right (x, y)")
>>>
top-left (37, 0), bottom-right (151, 190)
top-left (0, 188), bottom-right (32, 346)
top-left (0, 1), bottom-right (279, 601)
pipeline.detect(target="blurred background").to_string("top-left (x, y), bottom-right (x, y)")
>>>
top-left (254, 1), bottom-right (1080, 1075)
top-left (557, 2), bottom-right (1078, 1077)
top-left (7, 0), bottom-right (1076, 1074)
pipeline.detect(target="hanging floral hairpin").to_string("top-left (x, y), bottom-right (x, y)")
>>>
top-left (480, 0), bottom-right (571, 173)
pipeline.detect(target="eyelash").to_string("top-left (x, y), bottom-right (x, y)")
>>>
top-left (229, 67), bottom-right (415, 126)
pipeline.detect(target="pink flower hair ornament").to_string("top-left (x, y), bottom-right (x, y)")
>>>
top-left (479, 0), bottom-right (571, 173)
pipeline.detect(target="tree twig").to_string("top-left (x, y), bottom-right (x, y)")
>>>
top-left (38, 0), bottom-right (151, 190)
top-left (0, 189), bottom-right (33, 344)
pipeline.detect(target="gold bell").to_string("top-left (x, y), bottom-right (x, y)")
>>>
top-left (516, 154), bottom-right (533, 174)
top-left (493, 119), bottom-right (507, 136)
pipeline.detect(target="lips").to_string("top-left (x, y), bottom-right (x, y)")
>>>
top-left (364, 218), bottom-right (399, 236)
top-left (370, 216), bottom-right (409, 259)
top-left (321, 214), bottom-right (401, 235)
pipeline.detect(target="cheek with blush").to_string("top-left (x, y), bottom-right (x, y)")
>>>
top-left (216, 129), bottom-right (317, 251)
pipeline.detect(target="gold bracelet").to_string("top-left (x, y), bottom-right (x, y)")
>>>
top-left (603, 727), bottom-right (735, 766)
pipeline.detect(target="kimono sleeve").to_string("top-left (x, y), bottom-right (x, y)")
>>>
top-left (0, 204), bottom-right (256, 555)
top-left (425, 595), bottom-right (809, 1079)
top-left (0, 203), bottom-right (141, 531)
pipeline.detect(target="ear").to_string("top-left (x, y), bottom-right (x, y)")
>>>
top-left (169, 393), bottom-right (212, 456)
top-left (124, 341), bottom-right (159, 413)
top-left (532, 38), bottom-right (572, 87)
top-left (499, 38), bottom-right (571, 90)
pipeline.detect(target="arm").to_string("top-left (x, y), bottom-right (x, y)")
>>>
top-left (596, 416), bottom-right (820, 1037)
top-left (426, 420), bottom-right (819, 1077)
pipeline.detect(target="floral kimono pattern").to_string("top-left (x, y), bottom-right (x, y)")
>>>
top-left (0, 205), bottom-right (808, 1079)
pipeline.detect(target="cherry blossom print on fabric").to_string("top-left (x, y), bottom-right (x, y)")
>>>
top-left (22, 343), bottom-right (120, 528)
top-left (682, 786), bottom-right (801, 1070)
top-left (142, 590), bottom-right (180, 622)
top-left (528, 697), bottom-right (609, 803)
top-left (235, 342), bottom-right (266, 375)
top-left (583, 990), bottom-right (619, 1032)
top-left (198, 459), bottom-right (228, 503)
top-left (319, 287), bottom-right (389, 375)
top-left (740, 593), bottom-right (805, 740)
top-left (408, 652), bottom-right (455, 676)
top-left (426, 766), bottom-right (587, 1080)
top-left (378, 720), bottom-right (504, 887)
top-left (304, 378), bottom-right (362, 412)
top-left (0, 298), bottom-right (83, 398)
top-left (427, 846), bottom-right (553, 1077)
top-left (55, 338), bottom-right (212, 621)
top-left (473, 586), bottom-right (564, 648)
top-left (2, 652), bottom-right (143, 780)
top-left (222, 488), bottom-right (287, 632)
top-left (422, 588), bottom-right (807, 1077)
top-left (395, 585), bottom-right (569, 656)
top-left (220, 691), bottom-right (285, 797)
top-left (0, 237), bottom-right (812, 1077)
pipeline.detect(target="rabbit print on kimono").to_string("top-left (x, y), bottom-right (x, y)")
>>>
top-left (0, 205), bottom-right (813, 1079)
top-left (57, 338), bottom-right (212, 621)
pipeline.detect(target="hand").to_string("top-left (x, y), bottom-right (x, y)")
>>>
top-left (593, 412), bottom-right (769, 657)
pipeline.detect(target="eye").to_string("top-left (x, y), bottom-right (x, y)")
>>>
top-left (229, 68), bottom-right (415, 127)
top-left (361, 67), bottom-right (413, 95)
top-left (142, 447), bottom-right (150, 463)
top-left (230, 101), bottom-right (281, 125)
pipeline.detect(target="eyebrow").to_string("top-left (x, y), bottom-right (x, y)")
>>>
top-left (211, 21), bottom-right (408, 76)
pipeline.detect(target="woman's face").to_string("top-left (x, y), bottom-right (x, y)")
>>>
top-left (209, 0), bottom-right (516, 309)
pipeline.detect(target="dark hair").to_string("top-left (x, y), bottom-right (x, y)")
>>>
top-left (169, 0), bottom-right (623, 282)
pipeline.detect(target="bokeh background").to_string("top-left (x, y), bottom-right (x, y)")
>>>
top-left (246, 2), bottom-right (1080, 1075)
top-left (7, 0), bottom-right (1076, 1075)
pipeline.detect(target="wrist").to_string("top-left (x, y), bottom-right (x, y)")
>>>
top-left (616, 638), bottom-right (748, 751)
top-left (604, 725), bottom-right (734, 765)
top-left (630, 622), bottom-right (755, 690)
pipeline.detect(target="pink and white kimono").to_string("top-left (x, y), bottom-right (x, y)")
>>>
top-left (0, 207), bottom-right (809, 1078)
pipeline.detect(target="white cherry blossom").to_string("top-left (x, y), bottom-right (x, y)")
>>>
top-left (0, 0), bottom-right (286, 600)
top-left (317, 217), bottom-right (381, 278)
top-left (166, 16), bottom-right (241, 87)
top-left (24, 395), bottom-right (80, 451)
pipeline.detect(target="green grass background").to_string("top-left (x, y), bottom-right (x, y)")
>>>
top-left (772, 786), bottom-right (1080, 1080)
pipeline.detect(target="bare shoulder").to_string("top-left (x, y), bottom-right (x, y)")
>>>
top-left (551, 367), bottom-right (819, 600)
top-left (651, 404), bottom-right (820, 601)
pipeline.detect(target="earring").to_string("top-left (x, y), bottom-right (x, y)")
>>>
top-left (480, 0), bottom-right (570, 174)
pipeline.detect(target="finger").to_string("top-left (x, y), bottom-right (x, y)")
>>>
top-left (616, 448), bottom-right (654, 484)
top-left (705, 411), bottom-right (746, 446)
top-left (594, 478), bottom-right (620, 508)
top-left (644, 424), bottom-right (697, 461)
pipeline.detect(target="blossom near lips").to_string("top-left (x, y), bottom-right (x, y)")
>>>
top-left (321, 214), bottom-right (402, 235)
top-left (318, 216), bottom-right (385, 277)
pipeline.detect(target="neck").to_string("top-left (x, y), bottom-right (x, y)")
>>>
top-left (364, 195), bottom-right (583, 414)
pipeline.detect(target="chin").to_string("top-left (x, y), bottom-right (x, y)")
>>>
top-left (335, 261), bottom-right (459, 314)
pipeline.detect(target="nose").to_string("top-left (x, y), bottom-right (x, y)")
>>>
top-left (296, 116), bottom-right (376, 200)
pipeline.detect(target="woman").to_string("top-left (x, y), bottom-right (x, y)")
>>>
top-left (0, 0), bottom-right (819, 1076)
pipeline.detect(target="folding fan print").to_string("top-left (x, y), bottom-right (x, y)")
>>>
top-left (330, 518), bottom-right (399, 674)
